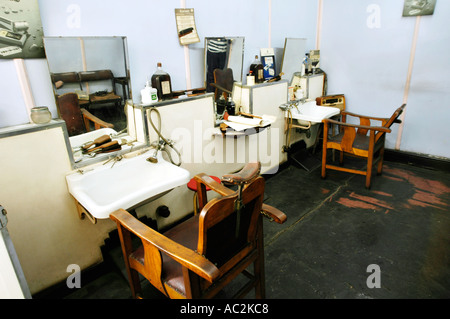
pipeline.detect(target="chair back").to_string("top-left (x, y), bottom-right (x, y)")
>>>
top-left (57, 92), bottom-right (85, 136)
top-left (375, 104), bottom-right (406, 142)
top-left (78, 69), bottom-right (116, 94)
top-left (213, 68), bottom-right (234, 101)
top-left (197, 176), bottom-right (265, 270)
top-left (78, 69), bottom-right (114, 82)
top-left (382, 104), bottom-right (405, 129)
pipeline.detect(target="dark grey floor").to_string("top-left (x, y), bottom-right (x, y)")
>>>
top-left (57, 151), bottom-right (450, 300)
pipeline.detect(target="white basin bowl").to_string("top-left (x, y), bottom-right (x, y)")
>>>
top-left (66, 151), bottom-right (190, 219)
top-left (287, 101), bottom-right (340, 125)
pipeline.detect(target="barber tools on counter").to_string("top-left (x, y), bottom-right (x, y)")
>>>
top-left (81, 134), bottom-right (122, 154)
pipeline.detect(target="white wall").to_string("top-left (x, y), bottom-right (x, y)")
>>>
top-left (319, 0), bottom-right (450, 158)
top-left (0, 0), bottom-right (449, 296)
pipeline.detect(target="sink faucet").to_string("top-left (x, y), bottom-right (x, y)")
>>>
top-left (147, 138), bottom-right (165, 163)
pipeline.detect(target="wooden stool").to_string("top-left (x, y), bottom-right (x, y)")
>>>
top-left (187, 176), bottom-right (221, 214)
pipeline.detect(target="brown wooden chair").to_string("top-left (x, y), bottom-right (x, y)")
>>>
top-left (78, 70), bottom-right (123, 110)
top-left (110, 162), bottom-right (286, 299)
top-left (321, 104), bottom-right (405, 188)
top-left (56, 92), bottom-right (114, 136)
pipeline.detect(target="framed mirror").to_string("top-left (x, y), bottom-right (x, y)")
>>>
top-left (44, 36), bottom-right (146, 168)
top-left (204, 37), bottom-right (245, 94)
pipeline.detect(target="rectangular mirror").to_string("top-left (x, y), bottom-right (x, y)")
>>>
top-left (43, 36), bottom-right (146, 168)
top-left (204, 37), bottom-right (245, 94)
top-left (280, 38), bottom-right (307, 85)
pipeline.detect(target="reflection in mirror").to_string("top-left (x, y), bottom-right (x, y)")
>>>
top-left (204, 37), bottom-right (244, 95)
top-left (44, 36), bottom-right (130, 134)
top-left (44, 36), bottom-right (146, 168)
top-left (280, 38), bottom-right (307, 85)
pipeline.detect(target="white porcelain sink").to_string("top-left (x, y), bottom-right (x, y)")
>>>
top-left (66, 151), bottom-right (190, 220)
top-left (287, 100), bottom-right (340, 125)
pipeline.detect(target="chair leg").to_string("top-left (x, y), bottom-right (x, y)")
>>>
top-left (321, 147), bottom-right (327, 179)
top-left (128, 268), bottom-right (143, 299)
top-left (377, 147), bottom-right (385, 175)
top-left (193, 192), bottom-right (198, 215)
top-left (254, 218), bottom-right (266, 298)
top-left (366, 156), bottom-right (373, 189)
top-left (116, 224), bottom-right (143, 298)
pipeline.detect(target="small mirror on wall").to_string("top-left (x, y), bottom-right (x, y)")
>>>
top-left (280, 38), bottom-right (307, 85)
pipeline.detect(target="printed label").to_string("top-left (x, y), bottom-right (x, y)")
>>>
top-left (161, 81), bottom-right (171, 95)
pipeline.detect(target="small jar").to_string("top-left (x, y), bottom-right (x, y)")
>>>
top-left (30, 106), bottom-right (52, 124)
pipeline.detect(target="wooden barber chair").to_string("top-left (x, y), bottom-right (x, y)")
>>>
top-left (56, 92), bottom-right (114, 136)
top-left (321, 104), bottom-right (405, 188)
top-left (110, 162), bottom-right (286, 299)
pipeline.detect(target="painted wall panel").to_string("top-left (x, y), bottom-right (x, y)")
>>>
top-left (319, 0), bottom-right (449, 157)
top-left (398, 1), bottom-right (450, 158)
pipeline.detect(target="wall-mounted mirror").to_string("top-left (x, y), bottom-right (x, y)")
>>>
top-left (280, 38), bottom-right (307, 85)
top-left (204, 37), bottom-right (245, 95)
top-left (44, 36), bottom-right (146, 168)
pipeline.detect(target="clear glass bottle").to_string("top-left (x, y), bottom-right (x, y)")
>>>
top-left (151, 62), bottom-right (173, 101)
top-left (249, 55), bottom-right (264, 83)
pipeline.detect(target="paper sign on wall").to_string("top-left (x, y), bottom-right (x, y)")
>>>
top-left (175, 8), bottom-right (200, 45)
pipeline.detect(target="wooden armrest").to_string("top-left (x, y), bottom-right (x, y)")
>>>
top-left (210, 83), bottom-right (233, 95)
top-left (81, 108), bottom-right (114, 129)
top-left (261, 204), bottom-right (287, 224)
top-left (110, 209), bottom-right (220, 283)
top-left (323, 118), bottom-right (392, 133)
top-left (194, 173), bottom-right (234, 196)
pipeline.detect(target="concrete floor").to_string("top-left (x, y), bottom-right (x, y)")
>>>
top-left (55, 151), bottom-right (450, 300)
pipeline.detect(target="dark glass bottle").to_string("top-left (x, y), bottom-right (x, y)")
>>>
top-left (226, 96), bottom-right (235, 116)
top-left (151, 62), bottom-right (173, 101)
top-left (250, 55), bottom-right (264, 83)
top-left (216, 95), bottom-right (226, 116)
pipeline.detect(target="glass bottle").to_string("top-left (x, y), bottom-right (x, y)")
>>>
top-left (249, 55), bottom-right (264, 83)
top-left (151, 62), bottom-right (173, 101)
top-left (226, 96), bottom-right (235, 116)
top-left (216, 94), bottom-right (226, 117)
